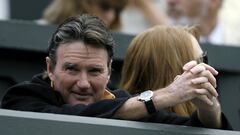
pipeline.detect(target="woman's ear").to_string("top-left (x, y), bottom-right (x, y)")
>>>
top-left (46, 57), bottom-right (54, 81)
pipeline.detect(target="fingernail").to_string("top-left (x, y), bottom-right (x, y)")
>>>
top-left (190, 69), bottom-right (195, 74)
top-left (183, 66), bottom-right (188, 71)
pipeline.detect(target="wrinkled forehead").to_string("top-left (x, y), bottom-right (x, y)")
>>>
top-left (57, 41), bottom-right (107, 54)
top-left (55, 41), bottom-right (110, 63)
top-left (59, 39), bottom-right (108, 52)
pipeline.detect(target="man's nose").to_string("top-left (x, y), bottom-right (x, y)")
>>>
top-left (76, 73), bottom-right (91, 89)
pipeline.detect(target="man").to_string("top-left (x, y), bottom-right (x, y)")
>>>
top-left (167, 0), bottom-right (240, 46)
top-left (2, 14), bottom-right (230, 129)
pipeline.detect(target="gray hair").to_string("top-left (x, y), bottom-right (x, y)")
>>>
top-left (48, 14), bottom-right (115, 70)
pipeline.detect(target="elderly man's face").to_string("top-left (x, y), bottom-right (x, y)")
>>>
top-left (47, 41), bottom-right (110, 105)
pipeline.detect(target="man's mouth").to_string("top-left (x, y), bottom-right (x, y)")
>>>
top-left (71, 91), bottom-right (93, 99)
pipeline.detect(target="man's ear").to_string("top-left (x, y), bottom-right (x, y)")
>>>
top-left (108, 59), bottom-right (112, 77)
top-left (106, 59), bottom-right (112, 82)
top-left (46, 57), bottom-right (54, 81)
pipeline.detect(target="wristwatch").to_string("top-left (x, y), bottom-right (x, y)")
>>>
top-left (138, 90), bottom-right (157, 114)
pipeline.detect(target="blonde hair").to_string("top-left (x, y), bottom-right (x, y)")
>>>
top-left (43, 0), bottom-right (127, 30)
top-left (120, 25), bottom-right (200, 116)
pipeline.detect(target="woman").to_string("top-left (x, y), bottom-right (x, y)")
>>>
top-left (39, 0), bottom-right (127, 31)
top-left (120, 25), bottom-right (206, 116)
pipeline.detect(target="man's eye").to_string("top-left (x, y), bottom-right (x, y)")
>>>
top-left (66, 66), bottom-right (76, 71)
top-left (65, 66), bottom-right (78, 74)
top-left (89, 68), bottom-right (102, 74)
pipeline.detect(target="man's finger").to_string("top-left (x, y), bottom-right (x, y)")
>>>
top-left (190, 65), bottom-right (206, 74)
top-left (200, 70), bottom-right (217, 88)
top-left (183, 61), bottom-right (198, 71)
top-left (200, 63), bottom-right (218, 76)
top-left (191, 77), bottom-right (208, 84)
top-left (200, 83), bottom-right (218, 97)
top-left (197, 95), bottom-right (214, 106)
top-left (183, 61), bottom-right (218, 76)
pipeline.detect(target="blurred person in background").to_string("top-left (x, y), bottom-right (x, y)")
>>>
top-left (121, 0), bottom-right (168, 35)
top-left (121, 0), bottom-right (240, 46)
top-left (38, 0), bottom-right (127, 31)
top-left (0, 0), bottom-right (10, 20)
top-left (166, 0), bottom-right (240, 46)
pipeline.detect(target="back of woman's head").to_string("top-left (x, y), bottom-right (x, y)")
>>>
top-left (120, 25), bottom-right (200, 116)
top-left (120, 25), bottom-right (200, 94)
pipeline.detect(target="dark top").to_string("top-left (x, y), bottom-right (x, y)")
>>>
top-left (1, 73), bottom-right (232, 130)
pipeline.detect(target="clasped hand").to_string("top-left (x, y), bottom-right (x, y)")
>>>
top-left (167, 61), bottom-right (219, 110)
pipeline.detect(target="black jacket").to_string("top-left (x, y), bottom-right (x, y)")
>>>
top-left (1, 73), bottom-right (232, 129)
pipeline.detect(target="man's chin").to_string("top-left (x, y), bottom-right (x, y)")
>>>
top-left (69, 98), bottom-right (94, 105)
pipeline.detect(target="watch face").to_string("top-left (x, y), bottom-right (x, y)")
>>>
top-left (138, 90), bottom-right (153, 101)
top-left (142, 91), bottom-right (151, 97)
